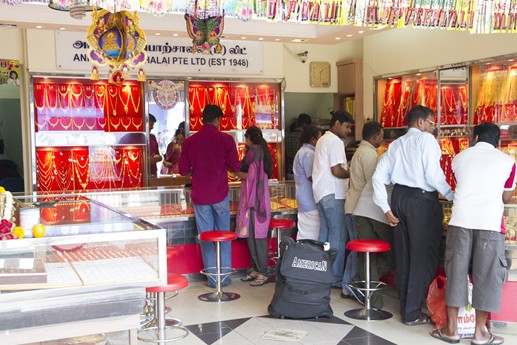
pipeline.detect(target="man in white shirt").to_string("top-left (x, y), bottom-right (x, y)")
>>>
top-left (372, 105), bottom-right (453, 325)
top-left (431, 123), bottom-right (516, 345)
top-left (313, 110), bottom-right (353, 287)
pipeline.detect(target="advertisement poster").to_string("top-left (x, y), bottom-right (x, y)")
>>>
top-left (0, 59), bottom-right (21, 86)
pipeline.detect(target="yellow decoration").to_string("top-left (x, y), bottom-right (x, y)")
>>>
top-left (32, 224), bottom-right (46, 238)
top-left (13, 226), bottom-right (24, 239)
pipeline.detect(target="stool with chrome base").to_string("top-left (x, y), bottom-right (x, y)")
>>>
top-left (198, 230), bottom-right (240, 302)
top-left (344, 239), bottom-right (393, 321)
top-left (138, 274), bottom-right (190, 343)
top-left (268, 219), bottom-right (296, 262)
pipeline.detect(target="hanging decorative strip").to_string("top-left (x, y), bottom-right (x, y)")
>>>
top-left (2, 0), bottom-right (517, 34)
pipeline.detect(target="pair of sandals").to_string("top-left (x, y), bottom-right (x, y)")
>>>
top-left (240, 271), bottom-right (269, 286)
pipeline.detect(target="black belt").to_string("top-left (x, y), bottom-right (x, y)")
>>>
top-left (394, 184), bottom-right (438, 199)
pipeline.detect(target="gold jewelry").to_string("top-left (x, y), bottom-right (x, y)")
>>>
top-left (35, 84), bottom-right (46, 113)
top-left (121, 117), bottom-right (131, 131)
top-left (84, 118), bottom-right (97, 131)
top-left (73, 117), bottom-right (85, 130)
top-left (110, 117), bottom-right (121, 130)
top-left (119, 84), bottom-right (131, 115)
top-left (108, 85), bottom-right (118, 116)
top-left (132, 117), bottom-right (143, 130)
top-left (130, 85), bottom-right (141, 114)
top-left (46, 84), bottom-right (58, 113)
top-left (58, 84), bottom-right (71, 113)
top-left (60, 117), bottom-right (73, 131)
top-left (95, 85), bottom-right (106, 110)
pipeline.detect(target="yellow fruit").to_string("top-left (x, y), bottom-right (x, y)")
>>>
top-left (32, 224), bottom-right (46, 238)
top-left (13, 226), bottom-right (24, 239)
top-left (0, 186), bottom-right (5, 193)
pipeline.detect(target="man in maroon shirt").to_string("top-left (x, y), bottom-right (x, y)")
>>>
top-left (179, 104), bottom-right (241, 287)
top-left (149, 114), bottom-right (162, 176)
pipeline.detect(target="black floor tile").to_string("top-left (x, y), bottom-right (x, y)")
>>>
top-left (342, 326), bottom-right (396, 345)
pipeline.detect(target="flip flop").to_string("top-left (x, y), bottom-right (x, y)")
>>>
top-left (430, 329), bottom-right (460, 344)
top-left (471, 332), bottom-right (504, 345)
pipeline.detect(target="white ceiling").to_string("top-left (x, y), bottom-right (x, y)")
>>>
top-left (0, 3), bottom-right (388, 45)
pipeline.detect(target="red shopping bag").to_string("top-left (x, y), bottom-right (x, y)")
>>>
top-left (427, 274), bottom-right (448, 329)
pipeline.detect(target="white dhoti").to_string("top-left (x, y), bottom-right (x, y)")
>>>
top-left (296, 209), bottom-right (320, 241)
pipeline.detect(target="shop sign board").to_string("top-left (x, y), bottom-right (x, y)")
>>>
top-left (55, 31), bottom-right (263, 76)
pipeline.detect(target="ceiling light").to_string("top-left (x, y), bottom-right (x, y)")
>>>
top-left (358, 30), bottom-right (364, 34)
top-left (59, 27), bottom-right (66, 30)
top-left (241, 36), bottom-right (246, 39)
top-left (335, 37), bottom-right (341, 40)
top-left (291, 39), bottom-right (307, 43)
top-left (173, 33), bottom-right (178, 37)
top-left (275, 38), bottom-right (280, 41)
top-left (258, 37), bottom-right (264, 41)
top-left (346, 34), bottom-right (353, 37)
top-left (155, 33), bottom-right (161, 36)
top-left (36, 25), bottom-right (43, 29)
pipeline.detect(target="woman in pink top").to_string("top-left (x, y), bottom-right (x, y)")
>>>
top-left (162, 128), bottom-right (185, 175)
top-left (236, 126), bottom-right (272, 286)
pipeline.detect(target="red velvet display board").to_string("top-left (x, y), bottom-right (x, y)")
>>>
top-left (34, 80), bottom-right (143, 132)
top-left (35, 146), bottom-right (144, 192)
top-left (188, 82), bottom-right (280, 131)
top-left (33, 78), bottom-right (145, 192)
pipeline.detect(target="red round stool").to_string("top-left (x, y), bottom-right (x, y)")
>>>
top-left (269, 218), bottom-right (296, 262)
top-left (138, 274), bottom-right (190, 343)
top-left (344, 239), bottom-right (392, 321)
top-left (198, 230), bottom-right (240, 302)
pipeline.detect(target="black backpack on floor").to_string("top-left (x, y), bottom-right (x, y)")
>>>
top-left (268, 236), bottom-right (337, 319)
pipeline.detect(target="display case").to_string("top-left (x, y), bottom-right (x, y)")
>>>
top-left (0, 195), bottom-right (166, 344)
top-left (86, 182), bottom-right (296, 274)
top-left (87, 181), bottom-right (297, 222)
top-left (187, 80), bottom-right (284, 180)
top-left (375, 67), bottom-right (471, 189)
top-left (31, 77), bottom-right (146, 193)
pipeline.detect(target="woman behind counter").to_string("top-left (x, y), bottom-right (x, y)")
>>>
top-left (236, 126), bottom-right (273, 286)
top-left (161, 128), bottom-right (185, 175)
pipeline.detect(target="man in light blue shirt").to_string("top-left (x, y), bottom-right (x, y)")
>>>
top-left (293, 125), bottom-right (322, 240)
top-left (372, 105), bottom-right (452, 326)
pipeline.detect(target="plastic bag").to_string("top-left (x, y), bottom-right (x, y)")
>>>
top-left (426, 274), bottom-right (447, 329)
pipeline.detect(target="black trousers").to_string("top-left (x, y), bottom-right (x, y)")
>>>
top-left (391, 184), bottom-right (443, 323)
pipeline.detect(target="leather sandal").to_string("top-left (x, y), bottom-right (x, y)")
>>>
top-left (240, 271), bottom-right (258, 282)
top-left (250, 274), bottom-right (269, 286)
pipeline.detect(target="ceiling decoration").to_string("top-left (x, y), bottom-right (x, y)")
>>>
top-left (184, 0), bottom-right (224, 53)
top-left (1, 0), bottom-right (517, 34)
top-left (86, 8), bottom-right (147, 82)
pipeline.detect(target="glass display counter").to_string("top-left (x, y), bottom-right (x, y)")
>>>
top-left (0, 195), bottom-right (167, 344)
top-left (85, 182), bottom-right (297, 275)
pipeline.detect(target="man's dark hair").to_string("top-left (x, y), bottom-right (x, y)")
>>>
top-left (406, 105), bottom-right (434, 127)
top-left (300, 125), bottom-right (321, 146)
top-left (362, 121), bottom-right (383, 140)
top-left (474, 122), bottom-right (500, 147)
top-left (298, 113), bottom-right (312, 127)
top-left (202, 104), bottom-right (223, 124)
top-left (329, 110), bottom-right (354, 128)
top-left (149, 114), bottom-right (157, 123)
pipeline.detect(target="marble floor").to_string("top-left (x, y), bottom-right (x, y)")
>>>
top-left (141, 276), bottom-right (517, 345)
